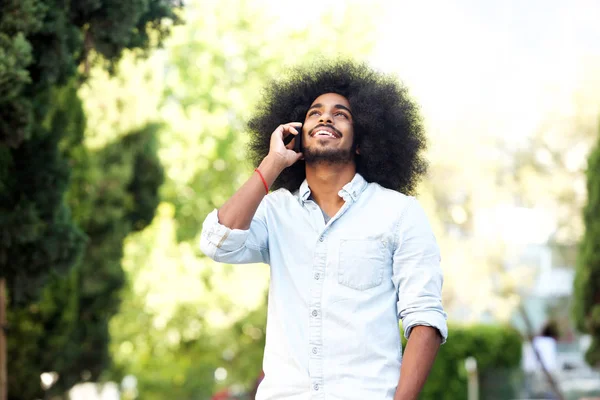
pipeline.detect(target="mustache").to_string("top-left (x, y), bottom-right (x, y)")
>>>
top-left (309, 124), bottom-right (342, 138)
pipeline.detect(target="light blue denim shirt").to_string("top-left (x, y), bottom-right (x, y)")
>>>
top-left (200, 173), bottom-right (447, 400)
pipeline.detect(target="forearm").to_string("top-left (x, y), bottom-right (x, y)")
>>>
top-left (217, 156), bottom-right (284, 230)
top-left (394, 325), bottom-right (442, 400)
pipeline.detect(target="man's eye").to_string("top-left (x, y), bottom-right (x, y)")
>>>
top-left (308, 110), bottom-right (321, 116)
top-left (335, 112), bottom-right (348, 118)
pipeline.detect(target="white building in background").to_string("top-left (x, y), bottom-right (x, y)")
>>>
top-left (68, 382), bottom-right (119, 400)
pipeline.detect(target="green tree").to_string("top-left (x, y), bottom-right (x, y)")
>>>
top-left (0, 0), bottom-right (43, 147)
top-left (0, 0), bottom-right (181, 303)
top-left (0, 0), bottom-right (182, 149)
top-left (6, 91), bottom-right (164, 399)
top-left (1, 1), bottom-right (181, 398)
top-left (573, 130), bottom-right (600, 368)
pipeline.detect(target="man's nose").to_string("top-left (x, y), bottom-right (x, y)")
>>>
top-left (319, 111), bottom-right (333, 124)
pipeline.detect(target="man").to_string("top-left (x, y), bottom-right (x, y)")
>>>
top-left (200, 60), bottom-right (447, 400)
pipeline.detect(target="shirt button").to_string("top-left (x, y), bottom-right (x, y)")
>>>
top-left (314, 273), bottom-right (320, 280)
top-left (313, 383), bottom-right (319, 391)
top-left (312, 347), bottom-right (318, 354)
top-left (311, 310), bottom-right (318, 317)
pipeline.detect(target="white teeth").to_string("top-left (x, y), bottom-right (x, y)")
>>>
top-left (315, 130), bottom-right (336, 138)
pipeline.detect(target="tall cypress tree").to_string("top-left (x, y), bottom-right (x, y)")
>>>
top-left (7, 118), bottom-right (164, 399)
top-left (0, 0), bottom-right (182, 302)
top-left (573, 129), bottom-right (600, 368)
top-left (0, 1), bottom-right (181, 398)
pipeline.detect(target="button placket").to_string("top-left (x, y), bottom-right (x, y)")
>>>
top-left (308, 239), bottom-right (326, 396)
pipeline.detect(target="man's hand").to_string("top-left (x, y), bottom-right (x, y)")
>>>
top-left (394, 325), bottom-right (442, 400)
top-left (268, 122), bottom-right (303, 169)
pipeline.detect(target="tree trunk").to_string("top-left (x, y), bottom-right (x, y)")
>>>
top-left (0, 278), bottom-right (6, 400)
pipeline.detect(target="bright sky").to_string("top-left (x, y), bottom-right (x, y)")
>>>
top-left (371, 0), bottom-right (600, 140)
top-left (268, 0), bottom-right (600, 143)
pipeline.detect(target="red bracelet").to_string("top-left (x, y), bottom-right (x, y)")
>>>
top-left (255, 168), bottom-right (269, 194)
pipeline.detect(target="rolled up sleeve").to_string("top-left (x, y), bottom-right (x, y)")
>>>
top-left (392, 197), bottom-right (448, 344)
top-left (199, 205), bottom-right (269, 264)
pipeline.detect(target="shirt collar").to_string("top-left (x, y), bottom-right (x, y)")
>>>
top-left (298, 173), bottom-right (368, 204)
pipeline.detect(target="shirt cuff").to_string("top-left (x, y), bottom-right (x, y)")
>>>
top-left (201, 209), bottom-right (251, 252)
top-left (403, 310), bottom-right (448, 344)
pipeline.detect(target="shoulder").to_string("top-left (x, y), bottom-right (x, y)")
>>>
top-left (366, 183), bottom-right (434, 233)
top-left (269, 187), bottom-right (296, 200)
top-left (366, 182), bottom-right (414, 213)
top-left (261, 188), bottom-right (297, 208)
top-left (253, 188), bottom-right (297, 220)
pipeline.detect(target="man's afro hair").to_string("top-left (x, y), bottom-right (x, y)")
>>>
top-left (247, 59), bottom-right (428, 195)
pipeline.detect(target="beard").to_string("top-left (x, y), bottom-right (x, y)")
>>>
top-left (302, 143), bottom-right (355, 165)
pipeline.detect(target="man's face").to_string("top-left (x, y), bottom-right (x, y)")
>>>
top-left (301, 92), bottom-right (356, 165)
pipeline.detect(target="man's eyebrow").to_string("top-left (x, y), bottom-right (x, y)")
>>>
top-left (334, 104), bottom-right (352, 114)
top-left (308, 103), bottom-right (353, 115)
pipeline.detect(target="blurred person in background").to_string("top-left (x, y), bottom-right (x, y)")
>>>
top-left (523, 320), bottom-right (560, 374)
top-left (200, 60), bottom-right (447, 400)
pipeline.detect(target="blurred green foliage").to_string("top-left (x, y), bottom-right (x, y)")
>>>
top-left (0, 0), bottom-right (181, 301)
top-left (1, 0), bottom-right (180, 398)
top-left (408, 324), bottom-right (523, 400)
top-left (0, 0), bottom-right (182, 148)
top-left (7, 95), bottom-right (165, 399)
top-left (5, 83), bottom-right (87, 399)
top-left (573, 128), bottom-right (600, 368)
top-left (0, 83), bottom-right (87, 304)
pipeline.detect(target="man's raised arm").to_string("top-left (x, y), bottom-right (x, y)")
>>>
top-left (217, 122), bottom-right (301, 230)
top-left (199, 123), bottom-right (302, 264)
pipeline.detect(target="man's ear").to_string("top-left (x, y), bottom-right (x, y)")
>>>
top-left (355, 146), bottom-right (361, 155)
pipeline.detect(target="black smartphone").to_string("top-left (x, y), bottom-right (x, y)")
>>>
top-left (283, 125), bottom-right (302, 152)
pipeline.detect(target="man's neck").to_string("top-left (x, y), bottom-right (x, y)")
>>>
top-left (305, 162), bottom-right (356, 217)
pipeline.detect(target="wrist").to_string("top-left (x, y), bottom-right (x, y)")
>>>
top-left (258, 156), bottom-right (285, 186)
top-left (262, 154), bottom-right (286, 172)
top-left (394, 387), bottom-right (417, 400)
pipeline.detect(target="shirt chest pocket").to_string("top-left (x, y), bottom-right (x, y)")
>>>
top-left (338, 239), bottom-right (387, 290)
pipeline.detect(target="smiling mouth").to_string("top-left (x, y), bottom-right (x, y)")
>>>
top-left (310, 126), bottom-right (341, 139)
